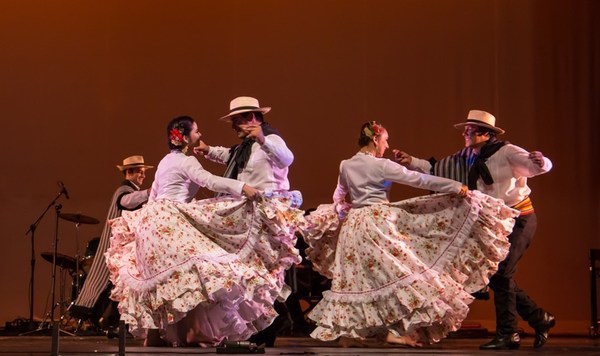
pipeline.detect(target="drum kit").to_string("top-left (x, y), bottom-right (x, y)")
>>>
top-left (35, 212), bottom-right (101, 334)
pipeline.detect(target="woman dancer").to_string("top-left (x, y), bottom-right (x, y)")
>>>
top-left (301, 121), bottom-right (517, 347)
top-left (106, 116), bottom-right (298, 347)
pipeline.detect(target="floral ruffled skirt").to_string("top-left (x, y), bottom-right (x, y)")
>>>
top-left (301, 191), bottom-right (517, 343)
top-left (106, 193), bottom-right (303, 346)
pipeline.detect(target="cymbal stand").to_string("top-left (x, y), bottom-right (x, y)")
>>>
top-left (50, 204), bottom-right (76, 337)
top-left (58, 221), bottom-right (82, 333)
top-left (74, 222), bottom-right (81, 298)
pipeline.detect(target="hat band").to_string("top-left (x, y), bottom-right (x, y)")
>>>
top-left (466, 119), bottom-right (494, 126)
top-left (230, 106), bottom-right (260, 112)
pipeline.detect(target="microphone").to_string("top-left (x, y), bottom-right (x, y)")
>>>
top-left (58, 181), bottom-right (70, 200)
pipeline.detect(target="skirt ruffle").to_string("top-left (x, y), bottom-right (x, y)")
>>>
top-left (106, 194), bottom-right (303, 346)
top-left (301, 191), bottom-right (516, 343)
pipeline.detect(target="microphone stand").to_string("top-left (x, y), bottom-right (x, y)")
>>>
top-left (23, 189), bottom-right (65, 331)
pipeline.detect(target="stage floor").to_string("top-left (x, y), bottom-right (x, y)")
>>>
top-left (0, 335), bottom-right (598, 355)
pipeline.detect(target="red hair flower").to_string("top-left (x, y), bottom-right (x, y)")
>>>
top-left (372, 121), bottom-right (382, 135)
top-left (363, 121), bottom-right (383, 138)
top-left (170, 127), bottom-right (184, 146)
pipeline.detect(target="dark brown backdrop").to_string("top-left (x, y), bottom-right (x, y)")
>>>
top-left (0, 0), bottom-right (597, 334)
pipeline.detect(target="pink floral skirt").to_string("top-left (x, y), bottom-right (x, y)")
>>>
top-left (106, 194), bottom-right (303, 346)
top-left (301, 191), bottom-right (517, 343)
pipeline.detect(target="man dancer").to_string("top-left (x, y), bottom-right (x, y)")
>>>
top-left (69, 155), bottom-right (153, 334)
top-left (395, 110), bottom-right (555, 349)
top-left (194, 96), bottom-right (299, 346)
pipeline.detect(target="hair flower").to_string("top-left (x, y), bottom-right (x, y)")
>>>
top-left (170, 127), bottom-right (184, 146)
top-left (364, 121), bottom-right (383, 138)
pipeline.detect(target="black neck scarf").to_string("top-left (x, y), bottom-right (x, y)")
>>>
top-left (222, 122), bottom-right (281, 180)
top-left (467, 138), bottom-right (507, 190)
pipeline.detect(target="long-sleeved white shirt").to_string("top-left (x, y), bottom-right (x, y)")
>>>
top-left (118, 182), bottom-right (149, 210)
top-left (205, 134), bottom-right (293, 192)
top-left (149, 151), bottom-right (244, 203)
top-left (407, 144), bottom-right (552, 207)
top-left (334, 152), bottom-right (463, 208)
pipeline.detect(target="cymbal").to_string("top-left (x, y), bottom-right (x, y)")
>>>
top-left (41, 252), bottom-right (78, 271)
top-left (59, 212), bottom-right (99, 225)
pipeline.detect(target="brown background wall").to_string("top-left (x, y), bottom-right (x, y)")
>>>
top-left (0, 0), bottom-right (598, 334)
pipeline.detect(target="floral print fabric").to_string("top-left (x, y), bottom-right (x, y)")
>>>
top-left (105, 194), bottom-right (303, 346)
top-left (301, 190), bottom-right (517, 343)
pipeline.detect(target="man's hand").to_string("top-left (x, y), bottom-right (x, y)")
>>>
top-left (529, 151), bottom-right (545, 168)
top-left (392, 149), bottom-right (412, 166)
top-left (242, 184), bottom-right (260, 200)
top-left (193, 141), bottom-right (210, 155)
top-left (239, 124), bottom-right (265, 145)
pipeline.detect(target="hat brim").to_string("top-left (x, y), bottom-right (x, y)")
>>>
top-left (219, 107), bottom-right (271, 121)
top-left (117, 164), bottom-right (155, 171)
top-left (454, 122), bottom-right (505, 135)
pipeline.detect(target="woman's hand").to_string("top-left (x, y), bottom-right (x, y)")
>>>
top-left (458, 185), bottom-right (469, 197)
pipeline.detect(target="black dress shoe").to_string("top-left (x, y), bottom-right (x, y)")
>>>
top-left (534, 312), bottom-right (555, 348)
top-left (479, 333), bottom-right (520, 350)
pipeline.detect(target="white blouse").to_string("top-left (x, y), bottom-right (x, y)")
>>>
top-left (334, 152), bottom-right (463, 208)
top-left (149, 151), bottom-right (244, 203)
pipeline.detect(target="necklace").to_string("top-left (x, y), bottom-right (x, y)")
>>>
top-left (359, 149), bottom-right (375, 157)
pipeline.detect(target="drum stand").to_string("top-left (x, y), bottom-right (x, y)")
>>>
top-left (25, 267), bottom-right (76, 336)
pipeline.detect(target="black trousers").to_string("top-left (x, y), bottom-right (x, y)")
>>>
top-left (488, 213), bottom-right (547, 335)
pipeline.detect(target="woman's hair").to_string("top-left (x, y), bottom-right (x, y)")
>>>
top-left (358, 121), bottom-right (385, 147)
top-left (167, 115), bottom-right (194, 150)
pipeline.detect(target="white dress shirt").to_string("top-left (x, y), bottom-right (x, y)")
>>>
top-left (408, 144), bottom-right (552, 207)
top-left (205, 134), bottom-right (293, 192)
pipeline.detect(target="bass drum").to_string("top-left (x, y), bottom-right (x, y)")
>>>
top-left (81, 236), bottom-right (100, 274)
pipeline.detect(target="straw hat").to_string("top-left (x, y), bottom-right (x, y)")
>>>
top-left (453, 110), bottom-right (505, 134)
top-left (219, 96), bottom-right (271, 121)
top-left (116, 155), bottom-right (154, 171)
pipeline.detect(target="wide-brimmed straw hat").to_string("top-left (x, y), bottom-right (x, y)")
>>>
top-left (219, 96), bottom-right (271, 121)
top-left (453, 109), bottom-right (505, 134)
top-left (116, 155), bottom-right (154, 171)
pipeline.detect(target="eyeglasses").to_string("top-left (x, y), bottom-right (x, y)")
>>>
top-left (462, 126), bottom-right (479, 136)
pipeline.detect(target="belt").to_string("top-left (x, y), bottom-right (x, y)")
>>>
top-left (512, 196), bottom-right (534, 216)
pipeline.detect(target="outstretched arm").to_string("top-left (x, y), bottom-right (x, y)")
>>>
top-left (383, 160), bottom-right (463, 194)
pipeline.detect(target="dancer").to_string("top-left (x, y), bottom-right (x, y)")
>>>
top-left (68, 155), bottom-right (153, 333)
top-left (194, 96), bottom-right (304, 346)
top-left (395, 110), bottom-right (554, 349)
top-left (301, 121), bottom-right (517, 347)
top-left (106, 116), bottom-right (288, 347)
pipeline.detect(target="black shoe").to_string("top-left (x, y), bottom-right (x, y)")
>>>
top-left (471, 287), bottom-right (490, 300)
top-left (479, 333), bottom-right (520, 350)
top-left (67, 305), bottom-right (93, 320)
top-left (533, 312), bottom-right (555, 348)
top-left (249, 315), bottom-right (288, 347)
